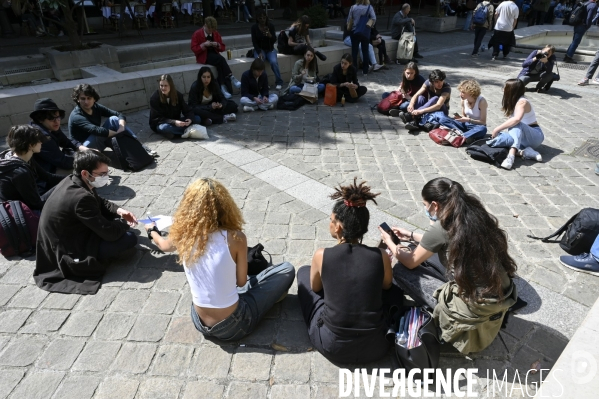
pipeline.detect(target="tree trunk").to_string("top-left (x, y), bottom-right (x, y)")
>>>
top-left (60, 4), bottom-right (83, 49)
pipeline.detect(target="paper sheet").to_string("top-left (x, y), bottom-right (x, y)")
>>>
top-left (138, 215), bottom-right (173, 230)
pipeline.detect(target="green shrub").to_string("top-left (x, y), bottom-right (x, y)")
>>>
top-left (302, 5), bottom-right (329, 29)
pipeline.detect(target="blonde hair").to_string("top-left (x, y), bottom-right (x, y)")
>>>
top-left (204, 17), bottom-right (217, 30)
top-left (457, 79), bottom-right (481, 98)
top-left (169, 178), bottom-right (244, 265)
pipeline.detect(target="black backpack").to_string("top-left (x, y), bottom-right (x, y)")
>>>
top-left (0, 201), bottom-right (39, 258)
top-left (276, 93), bottom-right (308, 111)
top-left (111, 135), bottom-right (154, 172)
top-left (277, 30), bottom-right (292, 55)
top-left (465, 139), bottom-right (509, 167)
top-left (568, 2), bottom-right (588, 25)
top-left (528, 208), bottom-right (599, 255)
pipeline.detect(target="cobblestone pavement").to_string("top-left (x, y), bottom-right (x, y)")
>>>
top-left (1, 29), bottom-right (599, 399)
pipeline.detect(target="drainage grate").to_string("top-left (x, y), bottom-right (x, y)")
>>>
top-left (557, 63), bottom-right (588, 70)
top-left (5, 64), bottom-right (51, 75)
top-left (573, 139), bottom-right (599, 160)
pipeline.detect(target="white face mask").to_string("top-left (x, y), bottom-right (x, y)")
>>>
top-left (87, 174), bottom-right (110, 188)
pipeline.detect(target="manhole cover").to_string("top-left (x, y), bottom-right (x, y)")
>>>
top-left (573, 139), bottom-right (599, 159)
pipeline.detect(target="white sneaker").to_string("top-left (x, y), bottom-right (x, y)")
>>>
top-left (243, 105), bottom-right (255, 112)
top-left (230, 76), bottom-right (241, 89)
top-left (373, 63), bottom-right (383, 71)
top-left (258, 103), bottom-right (273, 111)
top-left (501, 154), bottom-right (515, 170)
top-left (520, 147), bottom-right (542, 162)
top-left (275, 84), bottom-right (282, 90)
top-left (221, 85), bottom-right (232, 99)
top-left (224, 113), bottom-right (236, 121)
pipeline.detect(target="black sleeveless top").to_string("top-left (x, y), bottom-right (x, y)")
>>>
top-left (321, 244), bottom-right (385, 335)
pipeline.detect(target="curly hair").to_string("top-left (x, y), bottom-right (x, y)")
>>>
top-left (457, 79), bottom-right (481, 98)
top-left (72, 84), bottom-right (100, 104)
top-left (169, 178), bottom-right (245, 266)
top-left (330, 178), bottom-right (380, 242)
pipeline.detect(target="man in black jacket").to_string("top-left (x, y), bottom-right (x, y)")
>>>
top-left (239, 58), bottom-right (278, 111)
top-left (34, 150), bottom-right (138, 295)
top-left (30, 98), bottom-right (88, 191)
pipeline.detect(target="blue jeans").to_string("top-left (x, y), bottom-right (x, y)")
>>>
top-left (84, 116), bottom-right (138, 150)
top-left (190, 262), bottom-right (295, 341)
top-left (584, 49), bottom-right (599, 79)
top-left (254, 50), bottom-right (283, 86)
top-left (289, 84), bottom-right (325, 94)
top-left (506, 122), bottom-right (544, 150)
top-left (591, 234), bottom-right (599, 261)
top-left (566, 24), bottom-right (589, 58)
top-left (437, 115), bottom-right (488, 140)
top-left (463, 10), bottom-right (472, 30)
top-left (156, 115), bottom-right (202, 137)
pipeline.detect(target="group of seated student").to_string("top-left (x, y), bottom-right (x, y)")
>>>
top-left (388, 64), bottom-right (543, 170)
top-left (191, 17), bottom-right (242, 100)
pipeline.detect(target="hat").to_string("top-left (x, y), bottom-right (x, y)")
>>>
top-left (30, 98), bottom-right (65, 121)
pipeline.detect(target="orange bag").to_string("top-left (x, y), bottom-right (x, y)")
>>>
top-left (324, 84), bottom-right (337, 106)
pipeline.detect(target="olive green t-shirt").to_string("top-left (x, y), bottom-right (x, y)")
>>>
top-left (420, 221), bottom-right (450, 268)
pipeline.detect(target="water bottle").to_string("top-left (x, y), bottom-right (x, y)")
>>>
top-left (395, 332), bottom-right (407, 347)
top-left (499, 44), bottom-right (503, 51)
top-left (481, 44), bottom-right (486, 52)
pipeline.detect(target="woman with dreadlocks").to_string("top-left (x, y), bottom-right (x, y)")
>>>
top-left (379, 177), bottom-right (519, 354)
top-left (297, 178), bottom-right (392, 363)
top-left (144, 178), bottom-right (295, 341)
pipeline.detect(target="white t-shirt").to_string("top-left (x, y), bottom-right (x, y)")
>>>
top-left (494, 1), bottom-right (519, 32)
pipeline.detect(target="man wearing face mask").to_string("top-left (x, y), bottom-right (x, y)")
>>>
top-left (34, 150), bottom-right (138, 294)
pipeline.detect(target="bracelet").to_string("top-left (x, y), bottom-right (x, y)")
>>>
top-left (147, 226), bottom-right (160, 240)
top-left (410, 231), bottom-right (414, 241)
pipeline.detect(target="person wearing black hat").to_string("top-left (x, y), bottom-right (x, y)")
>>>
top-left (0, 125), bottom-right (65, 212)
top-left (30, 98), bottom-right (88, 185)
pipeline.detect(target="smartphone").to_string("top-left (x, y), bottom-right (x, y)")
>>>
top-left (380, 222), bottom-right (400, 245)
top-left (453, 112), bottom-right (461, 118)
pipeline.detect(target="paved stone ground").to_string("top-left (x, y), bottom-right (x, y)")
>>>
top-left (1, 29), bottom-right (599, 398)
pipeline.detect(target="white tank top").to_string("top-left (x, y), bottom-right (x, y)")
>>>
top-left (464, 95), bottom-right (483, 120)
top-left (184, 230), bottom-right (239, 308)
top-left (513, 97), bottom-right (537, 125)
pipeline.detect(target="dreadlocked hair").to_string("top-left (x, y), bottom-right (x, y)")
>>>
top-left (330, 178), bottom-right (380, 242)
top-left (169, 178), bottom-right (245, 266)
top-left (421, 177), bottom-right (518, 303)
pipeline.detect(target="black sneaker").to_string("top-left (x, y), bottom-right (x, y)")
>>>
top-left (399, 112), bottom-right (412, 123)
top-left (389, 109), bottom-right (401, 117)
top-left (405, 121), bottom-right (420, 131)
top-left (422, 122), bottom-right (440, 132)
top-left (563, 55), bottom-right (577, 64)
top-left (315, 51), bottom-right (327, 61)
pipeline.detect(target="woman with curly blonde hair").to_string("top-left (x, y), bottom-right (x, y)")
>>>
top-left (436, 79), bottom-right (488, 144)
top-left (145, 178), bottom-right (295, 341)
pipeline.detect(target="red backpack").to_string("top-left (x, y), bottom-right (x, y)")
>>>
top-left (377, 91), bottom-right (404, 115)
top-left (0, 201), bottom-right (39, 258)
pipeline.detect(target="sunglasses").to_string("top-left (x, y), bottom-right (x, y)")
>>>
top-left (46, 115), bottom-right (62, 122)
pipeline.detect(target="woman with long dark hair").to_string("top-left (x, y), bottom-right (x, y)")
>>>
top-left (284, 46), bottom-right (325, 96)
top-left (297, 179), bottom-right (392, 363)
top-left (380, 177), bottom-right (519, 354)
top-left (489, 78), bottom-right (545, 170)
top-left (188, 67), bottom-right (238, 125)
top-left (329, 54), bottom-right (368, 103)
top-left (286, 15), bottom-right (327, 61)
top-left (149, 74), bottom-right (201, 139)
top-left (381, 61), bottom-right (425, 116)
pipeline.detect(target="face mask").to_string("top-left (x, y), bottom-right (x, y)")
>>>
top-left (424, 203), bottom-right (437, 222)
top-left (87, 174), bottom-right (110, 188)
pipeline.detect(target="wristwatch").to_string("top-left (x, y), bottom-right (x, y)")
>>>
top-left (147, 226), bottom-right (160, 240)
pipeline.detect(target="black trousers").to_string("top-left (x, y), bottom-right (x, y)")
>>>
top-left (193, 100), bottom-right (239, 124)
top-left (297, 266), bottom-right (390, 364)
top-left (206, 51), bottom-right (233, 92)
top-left (519, 73), bottom-right (555, 91)
top-left (336, 86), bottom-right (367, 102)
top-left (97, 231), bottom-right (138, 261)
top-left (375, 38), bottom-right (387, 64)
top-left (472, 27), bottom-right (487, 54)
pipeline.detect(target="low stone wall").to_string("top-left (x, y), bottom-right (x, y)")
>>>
top-left (0, 29), bottom-right (398, 136)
